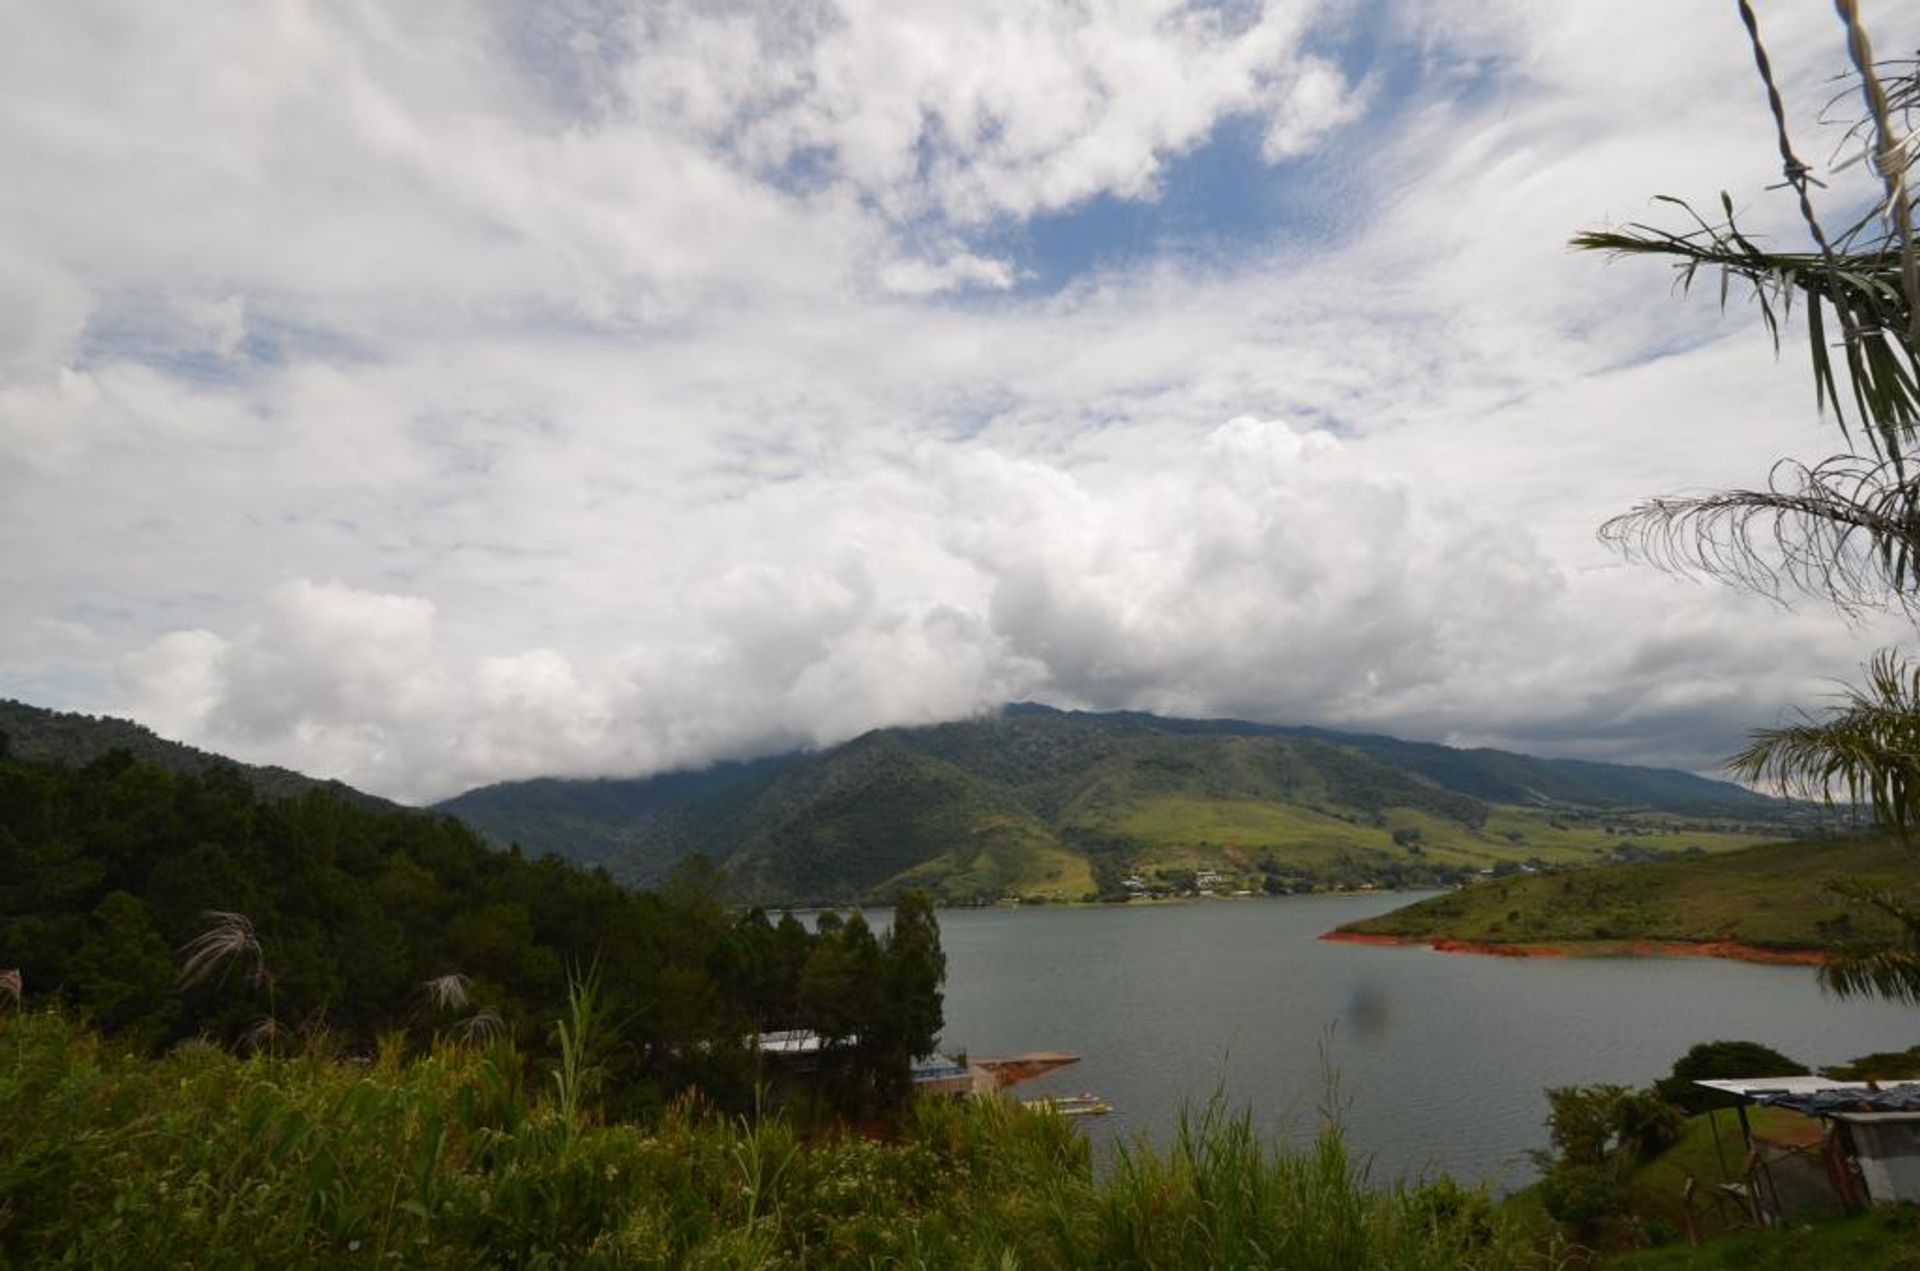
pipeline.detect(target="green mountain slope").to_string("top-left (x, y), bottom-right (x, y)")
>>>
top-left (0, 698), bottom-right (400, 812)
top-left (1023, 706), bottom-right (1778, 817)
top-left (435, 756), bottom-right (791, 877)
top-left (438, 705), bottom-right (1798, 904)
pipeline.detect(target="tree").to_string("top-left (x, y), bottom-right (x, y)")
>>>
top-left (1578, 6), bottom-right (1920, 999)
top-left (1533, 1083), bottom-right (1682, 1240)
top-left (868, 890), bottom-right (947, 1109)
top-left (1654, 1039), bottom-right (1807, 1113)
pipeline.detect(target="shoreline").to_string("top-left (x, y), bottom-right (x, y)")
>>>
top-left (1318, 929), bottom-right (1831, 966)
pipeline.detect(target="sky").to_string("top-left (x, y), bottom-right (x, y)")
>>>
top-left (3, 0), bottom-right (1917, 805)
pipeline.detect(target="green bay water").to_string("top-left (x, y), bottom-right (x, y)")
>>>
top-left (900, 894), bottom-right (1920, 1192)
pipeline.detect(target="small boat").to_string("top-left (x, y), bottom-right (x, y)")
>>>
top-left (1022, 1091), bottom-right (1113, 1117)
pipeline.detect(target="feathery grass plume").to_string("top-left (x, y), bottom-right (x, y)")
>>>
top-left (456, 1010), bottom-right (504, 1047)
top-left (422, 973), bottom-right (473, 1012)
top-left (0, 967), bottom-right (20, 1008)
top-left (178, 910), bottom-right (266, 988)
top-left (240, 1015), bottom-right (284, 1056)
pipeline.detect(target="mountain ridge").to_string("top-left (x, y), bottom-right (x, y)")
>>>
top-left (437, 703), bottom-right (1791, 904)
top-left (0, 698), bottom-right (402, 813)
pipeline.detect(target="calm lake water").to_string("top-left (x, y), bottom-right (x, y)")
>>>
top-left (892, 895), bottom-right (1920, 1193)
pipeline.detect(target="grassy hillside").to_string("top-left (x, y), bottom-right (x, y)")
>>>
top-left (1338, 834), bottom-right (1919, 950)
top-left (438, 705), bottom-right (1801, 905)
top-left (1, 1011), bottom-right (1534, 1269)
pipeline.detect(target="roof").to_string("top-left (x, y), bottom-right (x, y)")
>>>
top-left (911, 1055), bottom-right (968, 1081)
top-left (1696, 1077), bottom-right (1864, 1098)
top-left (1697, 1076), bottom-right (1920, 1117)
top-left (753, 1029), bottom-right (856, 1055)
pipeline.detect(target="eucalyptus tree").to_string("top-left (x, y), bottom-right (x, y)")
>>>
top-left (1576, 4), bottom-right (1920, 998)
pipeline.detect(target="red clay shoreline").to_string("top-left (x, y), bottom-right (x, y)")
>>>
top-left (1319, 929), bottom-right (1831, 966)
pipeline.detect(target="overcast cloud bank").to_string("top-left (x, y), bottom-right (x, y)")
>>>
top-left (2, 1), bottom-right (1913, 802)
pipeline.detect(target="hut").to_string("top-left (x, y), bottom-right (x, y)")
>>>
top-left (1695, 1076), bottom-right (1920, 1216)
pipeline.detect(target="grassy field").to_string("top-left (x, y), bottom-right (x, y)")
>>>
top-left (1622, 1106), bottom-right (1827, 1236)
top-left (1079, 794), bottom-right (1775, 883)
top-left (885, 817), bottom-right (1098, 903)
top-left (1339, 834), bottom-right (1918, 950)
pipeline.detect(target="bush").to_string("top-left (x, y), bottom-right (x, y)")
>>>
top-left (1534, 1083), bottom-right (1682, 1245)
top-left (1654, 1040), bottom-right (1807, 1113)
top-left (1539, 1084), bottom-right (1681, 1170)
top-left (1539, 1163), bottom-right (1627, 1241)
top-left (1826, 1043), bottom-right (1920, 1081)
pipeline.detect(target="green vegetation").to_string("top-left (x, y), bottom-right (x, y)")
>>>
top-left (1653, 1041), bottom-right (1807, 1114)
top-left (1339, 834), bottom-right (1917, 951)
top-left (1825, 1045), bottom-right (1920, 1082)
top-left (1605, 1211), bottom-right (1920, 1271)
top-left (1516, 1035), bottom-right (1920, 1262)
top-left (439, 704), bottom-right (1796, 905)
top-left (0, 1010), bottom-right (1535, 1269)
top-left (0, 697), bottom-right (399, 810)
top-left (0, 743), bottom-right (943, 1122)
top-left (1529, 1085), bottom-right (1683, 1242)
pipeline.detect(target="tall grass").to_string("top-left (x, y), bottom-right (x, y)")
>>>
top-left (0, 1009), bottom-right (1542, 1268)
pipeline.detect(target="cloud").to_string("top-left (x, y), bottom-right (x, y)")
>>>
top-left (1263, 59), bottom-right (1371, 161)
top-left (8, 0), bottom-right (1919, 803)
top-left (878, 251), bottom-right (1018, 297)
top-left (115, 416), bottom-right (1896, 803)
top-left (630, 0), bottom-right (1368, 225)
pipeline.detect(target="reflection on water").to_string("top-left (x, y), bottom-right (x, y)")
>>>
top-left (886, 895), bottom-right (1920, 1192)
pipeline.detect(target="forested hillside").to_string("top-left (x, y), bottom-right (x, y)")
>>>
top-left (0, 698), bottom-right (399, 811)
top-left (0, 744), bottom-right (943, 1118)
top-left (441, 705), bottom-right (1797, 905)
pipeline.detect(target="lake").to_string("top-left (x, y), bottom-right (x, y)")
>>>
top-left (910, 894), bottom-right (1920, 1192)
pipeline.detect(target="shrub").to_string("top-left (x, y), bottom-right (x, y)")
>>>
top-left (1653, 1040), bottom-right (1807, 1113)
top-left (1539, 1162), bottom-right (1627, 1241)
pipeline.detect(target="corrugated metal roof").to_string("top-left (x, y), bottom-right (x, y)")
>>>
top-left (1697, 1076), bottom-right (1920, 1116)
top-left (1696, 1076), bottom-right (1865, 1097)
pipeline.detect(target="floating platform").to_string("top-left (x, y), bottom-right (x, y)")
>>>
top-left (1021, 1092), bottom-right (1113, 1117)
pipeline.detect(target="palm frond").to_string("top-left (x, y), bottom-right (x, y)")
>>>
top-left (1574, 216), bottom-right (1919, 460)
top-left (1820, 879), bottom-right (1920, 1002)
top-left (1731, 649), bottom-right (1920, 832)
top-left (1820, 945), bottom-right (1920, 1003)
top-left (1597, 454), bottom-right (1920, 612)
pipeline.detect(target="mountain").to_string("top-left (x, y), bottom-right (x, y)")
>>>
top-left (0, 698), bottom-right (401, 812)
top-left (437, 704), bottom-right (1796, 905)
